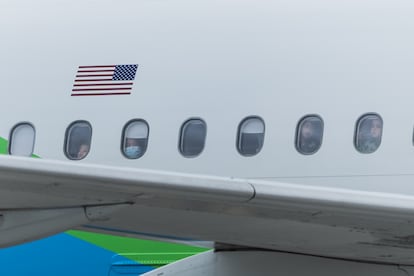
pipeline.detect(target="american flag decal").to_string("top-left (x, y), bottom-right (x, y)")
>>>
top-left (71, 64), bottom-right (138, 96)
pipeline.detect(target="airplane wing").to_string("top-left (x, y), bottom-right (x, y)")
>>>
top-left (1, 155), bottom-right (414, 264)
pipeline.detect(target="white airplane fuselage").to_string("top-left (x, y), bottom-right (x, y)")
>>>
top-left (2, 0), bottom-right (414, 274)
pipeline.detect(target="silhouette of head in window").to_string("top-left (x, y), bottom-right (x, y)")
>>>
top-left (299, 120), bottom-right (321, 154)
top-left (357, 118), bottom-right (382, 153)
top-left (77, 143), bottom-right (89, 159)
top-left (369, 118), bottom-right (382, 139)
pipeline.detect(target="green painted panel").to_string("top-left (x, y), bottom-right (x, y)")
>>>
top-left (0, 137), bottom-right (38, 157)
top-left (67, 230), bottom-right (209, 263)
top-left (0, 137), bottom-right (7, 154)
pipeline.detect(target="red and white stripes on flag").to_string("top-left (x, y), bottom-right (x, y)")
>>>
top-left (71, 64), bottom-right (138, 96)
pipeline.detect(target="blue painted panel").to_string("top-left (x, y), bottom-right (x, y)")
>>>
top-left (0, 233), bottom-right (136, 276)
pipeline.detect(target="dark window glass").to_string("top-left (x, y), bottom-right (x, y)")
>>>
top-left (122, 120), bottom-right (149, 159)
top-left (296, 116), bottom-right (324, 155)
top-left (9, 123), bottom-right (35, 157)
top-left (179, 119), bottom-right (206, 157)
top-left (65, 121), bottom-right (92, 160)
top-left (355, 114), bottom-right (383, 154)
top-left (237, 117), bottom-right (265, 156)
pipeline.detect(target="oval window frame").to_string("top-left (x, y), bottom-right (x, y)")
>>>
top-left (64, 120), bottom-right (93, 160)
top-left (236, 116), bottom-right (265, 157)
top-left (295, 115), bottom-right (324, 155)
top-left (9, 122), bottom-right (36, 157)
top-left (121, 119), bottom-right (150, 159)
top-left (179, 118), bottom-right (207, 158)
top-left (354, 113), bottom-right (383, 154)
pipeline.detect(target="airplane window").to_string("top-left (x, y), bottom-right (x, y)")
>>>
top-left (179, 119), bottom-right (206, 157)
top-left (237, 117), bottom-right (265, 156)
top-left (9, 123), bottom-right (35, 157)
top-left (355, 114), bottom-right (383, 154)
top-left (296, 115), bottom-right (323, 155)
top-left (65, 121), bottom-right (92, 160)
top-left (121, 120), bottom-right (149, 159)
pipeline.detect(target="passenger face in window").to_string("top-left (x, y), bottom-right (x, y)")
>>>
top-left (77, 144), bottom-right (89, 159)
top-left (65, 121), bottom-right (92, 160)
top-left (298, 120), bottom-right (322, 154)
top-left (370, 119), bottom-right (382, 138)
top-left (124, 138), bottom-right (142, 159)
top-left (121, 120), bottom-right (149, 159)
top-left (301, 121), bottom-right (314, 139)
top-left (357, 117), bottom-right (382, 153)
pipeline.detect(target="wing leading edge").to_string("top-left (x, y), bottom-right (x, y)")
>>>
top-left (1, 156), bottom-right (414, 264)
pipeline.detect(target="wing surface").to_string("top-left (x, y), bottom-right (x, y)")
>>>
top-left (1, 156), bottom-right (414, 264)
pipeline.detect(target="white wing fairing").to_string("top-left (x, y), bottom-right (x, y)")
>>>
top-left (1, 156), bottom-right (414, 264)
top-left (142, 250), bottom-right (408, 276)
top-left (0, 204), bottom-right (127, 247)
